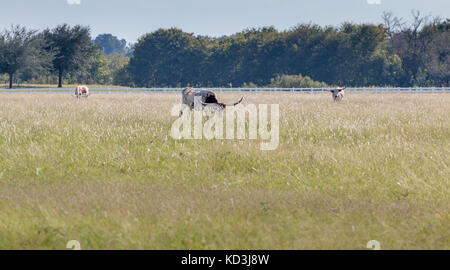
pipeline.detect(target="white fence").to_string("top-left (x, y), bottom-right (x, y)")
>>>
top-left (0, 87), bottom-right (449, 94)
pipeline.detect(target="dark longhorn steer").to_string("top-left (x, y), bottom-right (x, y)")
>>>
top-left (179, 87), bottom-right (243, 116)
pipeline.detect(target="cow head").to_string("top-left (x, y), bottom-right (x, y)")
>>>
top-left (330, 87), bottom-right (346, 101)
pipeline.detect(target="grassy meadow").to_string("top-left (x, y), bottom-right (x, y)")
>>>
top-left (0, 93), bottom-right (448, 249)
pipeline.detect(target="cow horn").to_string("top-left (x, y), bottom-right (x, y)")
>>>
top-left (223, 97), bottom-right (244, 106)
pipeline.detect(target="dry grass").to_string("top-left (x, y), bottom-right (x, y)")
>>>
top-left (0, 93), bottom-right (448, 249)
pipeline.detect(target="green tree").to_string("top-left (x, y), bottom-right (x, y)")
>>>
top-left (113, 65), bottom-right (133, 86)
top-left (72, 50), bottom-right (111, 85)
top-left (129, 28), bottom-right (208, 87)
top-left (107, 53), bottom-right (131, 85)
top-left (0, 25), bottom-right (52, 89)
top-left (423, 19), bottom-right (450, 86)
top-left (94, 34), bottom-right (128, 55)
top-left (389, 11), bottom-right (448, 86)
top-left (43, 24), bottom-right (97, 88)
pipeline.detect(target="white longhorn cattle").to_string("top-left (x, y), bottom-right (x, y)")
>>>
top-left (330, 87), bottom-right (346, 102)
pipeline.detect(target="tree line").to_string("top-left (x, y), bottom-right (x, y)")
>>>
top-left (0, 25), bottom-right (130, 88)
top-left (0, 11), bottom-right (448, 89)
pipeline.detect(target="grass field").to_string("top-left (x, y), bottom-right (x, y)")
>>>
top-left (0, 93), bottom-right (448, 249)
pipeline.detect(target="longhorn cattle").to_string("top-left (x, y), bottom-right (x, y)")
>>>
top-left (330, 87), bottom-right (346, 102)
top-left (179, 87), bottom-right (243, 116)
top-left (75, 85), bottom-right (89, 99)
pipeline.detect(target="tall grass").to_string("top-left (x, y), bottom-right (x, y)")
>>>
top-left (0, 93), bottom-right (448, 249)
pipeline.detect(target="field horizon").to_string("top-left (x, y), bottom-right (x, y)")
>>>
top-left (0, 93), bottom-right (448, 249)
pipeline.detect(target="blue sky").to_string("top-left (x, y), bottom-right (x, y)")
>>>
top-left (1, 0), bottom-right (449, 43)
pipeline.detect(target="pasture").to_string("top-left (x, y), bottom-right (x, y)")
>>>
top-left (0, 93), bottom-right (448, 249)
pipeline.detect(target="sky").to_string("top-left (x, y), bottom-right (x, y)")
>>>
top-left (0, 0), bottom-right (449, 44)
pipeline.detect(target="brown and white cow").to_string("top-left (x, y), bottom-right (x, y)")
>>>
top-left (75, 85), bottom-right (89, 99)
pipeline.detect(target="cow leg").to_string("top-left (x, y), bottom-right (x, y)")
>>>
top-left (179, 104), bottom-right (186, 117)
top-left (186, 106), bottom-right (194, 117)
top-left (180, 104), bottom-right (193, 117)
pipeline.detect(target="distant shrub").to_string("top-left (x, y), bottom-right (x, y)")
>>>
top-left (268, 74), bottom-right (329, 88)
top-left (241, 82), bottom-right (258, 88)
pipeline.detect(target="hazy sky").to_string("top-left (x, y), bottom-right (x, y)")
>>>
top-left (1, 0), bottom-right (449, 43)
